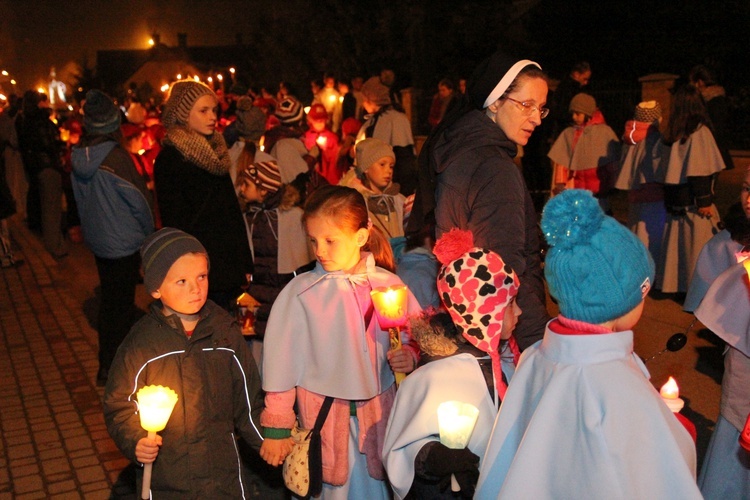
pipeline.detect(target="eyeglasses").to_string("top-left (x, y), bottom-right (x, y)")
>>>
top-left (504, 97), bottom-right (549, 119)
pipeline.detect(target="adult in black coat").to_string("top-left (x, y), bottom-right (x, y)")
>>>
top-left (409, 52), bottom-right (551, 351)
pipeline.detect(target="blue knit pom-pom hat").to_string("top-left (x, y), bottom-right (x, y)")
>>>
top-left (541, 189), bottom-right (654, 324)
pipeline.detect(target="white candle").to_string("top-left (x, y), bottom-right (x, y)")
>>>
top-left (437, 401), bottom-right (479, 492)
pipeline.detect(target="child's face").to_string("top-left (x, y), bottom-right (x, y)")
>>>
top-left (188, 95), bottom-right (218, 135)
top-left (309, 118), bottom-right (327, 133)
top-left (500, 298), bottom-right (522, 340)
top-left (305, 215), bottom-right (367, 273)
top-left (238, 178), bottom-right (267, 203)
top-left (572, 111), bottom-right (587, 126)
top-left (365, 156), bottom-right (395, 193)
top-left (742, 178), bottom-right (750, 219)
top-left (151, 253), bottom-right (209, 315)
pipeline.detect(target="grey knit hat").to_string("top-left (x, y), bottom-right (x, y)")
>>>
top-left (235, 97), bottom-right (266, 141)
top-left (355, 138), bottom-right (394, 175)
top-left (83, 90), bottom-right (121, 135)
top-left (140, 228), bottom-right (208, 293)
top-left (360, 77), bottom-right (391, 107)
top-left (162, 80), bottom-right (216, 128)
top-left (569, 93), bottom-right (597, 117)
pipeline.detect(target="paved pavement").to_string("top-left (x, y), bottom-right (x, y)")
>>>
top-left (0, 154), bottom-right (747, 498)
top-left (0, 218), bottom-right (138, 499)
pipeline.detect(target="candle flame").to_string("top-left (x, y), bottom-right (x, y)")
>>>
top-left (371, 285), bottom-right (409, 328)
top-left (660, 376), bottom-right (679, 399)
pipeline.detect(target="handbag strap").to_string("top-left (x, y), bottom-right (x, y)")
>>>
top-left (312, 396), bottom-right (335, 433)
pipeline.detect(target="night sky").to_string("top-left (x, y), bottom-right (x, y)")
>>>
top-left (0, 0), bottom-right (254, 90)
top-left (1, 0), bottom-right (747, 96)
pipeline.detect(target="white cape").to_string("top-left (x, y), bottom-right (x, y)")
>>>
top-left (382, 353), bottom-right (498, 499)
top-left (475, 326), bottom-right (700, 500)
top-left (695, 261), bottom-right (750, 357)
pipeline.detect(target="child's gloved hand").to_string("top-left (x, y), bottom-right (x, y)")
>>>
top-left (259, 437), bottom-right (294, 467)
top-left (423, 442), bottom-right (479, 496)
top-left (387, 348), bottom-right (416, 373)
top-left (135, 433), bottom-right (163, 464)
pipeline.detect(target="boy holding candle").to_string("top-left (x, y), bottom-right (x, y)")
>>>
top-left (475, 189), bottom-right (701, 499)
top-left (103, 227), bottom-right (265, 498)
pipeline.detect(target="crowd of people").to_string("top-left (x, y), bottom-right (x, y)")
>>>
top-left (0, 53), bottom-right (747, 499)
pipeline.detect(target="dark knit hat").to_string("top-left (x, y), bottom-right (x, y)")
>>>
top-left (468, 51), bottom-right (542, 110)
top-left (274, 96), bottom-right (304, 125)
top-left (569, 93), bottom-right (597, 117)
top-left (307, 103), bottom-right (328, 121)
top-left (238, 160), bottom-right (282, 194)
top-left (235, 97), bottom-right (265, 141)
top-left (162, 80), bottom-right (216, 128)
top-left (83, 90), bottom-right (121, 135)
top-left (140, 228), bottom-right (208, 293)
top-left (355, 138), bottom-right (394, 175)
top-left (542, 189), bottom-right (654, 324)
top-left (634, 100), bottom-right (662, 123)
top-left (361, 77), bottom-right (391, 107)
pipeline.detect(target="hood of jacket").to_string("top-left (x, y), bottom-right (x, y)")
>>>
top-left (71, 139), bottom-right (117, 179)
top-left (431, 109), bottom-right (517, 175)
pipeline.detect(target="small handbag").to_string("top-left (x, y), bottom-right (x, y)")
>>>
top-left (283, 396), bottom-right (334, 498)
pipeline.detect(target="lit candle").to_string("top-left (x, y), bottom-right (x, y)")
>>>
top-left (370, 285), bottom-right (408, 329)
top-left (137, 385), bottom-right (178, 499)
top-left (371, 285), bottom-right (409, 385)
top-left (437, 401), bottom-right (480, 491)
top-left (659, 376), bottom-right (684, 413)
top-left (316, 135), bottom-right (327, 147)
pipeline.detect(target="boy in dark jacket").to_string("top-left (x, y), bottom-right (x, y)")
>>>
top-left (103, 228), bottom-right (264, 498)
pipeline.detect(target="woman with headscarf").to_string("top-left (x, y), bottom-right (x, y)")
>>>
top-left (409, 51), bottom-right (550, 350)
top-left (154, 80), bottom-right (252, 310)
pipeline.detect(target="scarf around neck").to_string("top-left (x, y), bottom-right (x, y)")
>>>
top-left (164, 126), bottom-right (231, 175)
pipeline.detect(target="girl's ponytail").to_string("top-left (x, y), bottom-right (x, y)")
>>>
top-left (365, 225), bottom-right (396, 272)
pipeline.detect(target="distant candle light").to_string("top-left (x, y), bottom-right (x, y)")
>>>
top-left (148, 38), bottom-right (155, 46)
